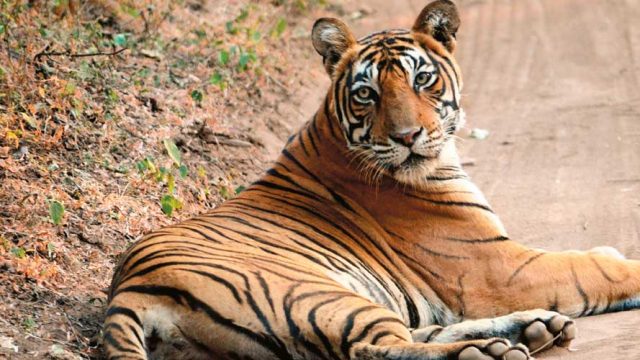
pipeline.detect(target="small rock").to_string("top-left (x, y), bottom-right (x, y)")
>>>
top-left (0, 335), bottom-right (18, 353)
top-left (48, 344), bottom-right (81, 360)
top-left (12, 145), bottom-right (29, 160)
top-left (469, 128), bottom-right (490, 140)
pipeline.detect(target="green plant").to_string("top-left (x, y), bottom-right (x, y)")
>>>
top-left (49, 200), bottom-right (65, 225)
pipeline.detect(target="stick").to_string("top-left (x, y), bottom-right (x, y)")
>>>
top-left (34, 47), bottom-right (127, 61)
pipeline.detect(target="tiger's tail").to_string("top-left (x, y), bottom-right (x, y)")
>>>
top-left (103, 302), bottom-right (148, 360)
top-left (104, 290), bottom-right (201, 360)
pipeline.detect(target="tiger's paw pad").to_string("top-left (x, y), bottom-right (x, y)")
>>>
top-left (459, 339), bottom-right (530, 360)
top-left (524, 315), bottom-right (576, 352)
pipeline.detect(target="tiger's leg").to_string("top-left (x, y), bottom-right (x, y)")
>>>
top-left (351, 338), bottom-right (530, 360)
top-left (411, 309), bottom-right (576, 353)
top-left (286, 287), bottom-right (530, 360)
top-left (454, 242), bottom-right (640, 318)
top-left (496, 247), bottom-right (640, 316)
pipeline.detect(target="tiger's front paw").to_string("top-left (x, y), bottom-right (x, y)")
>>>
top-left (524, 314), bottom-right (576, 353)
top-left (458, 339), bottom-right (530, 360)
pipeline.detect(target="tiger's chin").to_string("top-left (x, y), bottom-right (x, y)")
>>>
top-left (387, 141), bottom-right (461, 187)
top-left (390, 159), bottom-right (440, 187)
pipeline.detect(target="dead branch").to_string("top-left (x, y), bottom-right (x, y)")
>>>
top-left (34, 47), bottom-right (127, 61)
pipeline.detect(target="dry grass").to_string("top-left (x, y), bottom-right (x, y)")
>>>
top-left (0, 0), bottom-right (331, 358)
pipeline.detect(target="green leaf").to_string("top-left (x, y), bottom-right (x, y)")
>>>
top-left (113, 33), bottom-right (127, 47)
top-left (251, 30), bottom-right (261, 42)
top-left (197, 166), bottom-right (207, 178)
top-left (238, 53), bottom-right (251, 71)
top-left (178, 164), bottom-right (188, 178)
top-left (62, 81), bottom-right (76, 97)
top-left (0, 24), bottom-right (5, 36)
top-left (49, 200), bottom-right (65, 225)
top-left (225, 21), bottom-right (237, 35)
top-left (190, 89), bottom-right (203, 104)
top-left (209, 72), bottom-right (223, 85)
top-left (23, 317), bottom-right (37, 331)
top-left (160, 194), bottom-right (182, 216)
top-left (163, 139), bottom-right (181, 166)
top-left (193, 29), bottom-right (207, 39)
top-left (235, 185), bottom-right (246, 194)
top-left (47, 242), bottom-right (56, 258)
top-left (11, 247), bottom-right (26, 259)
top-left (157, 167), bottom-right (169, 182)
top-left (272, 18), bottom-right (287, 38)
top-left (38, 24), bottom-right (51, 38)
top-left (219, 186), bottom-right (231, 200)
top-left (167, 173), bottom-right (175, 194)
top-left (218, 50), bottom-right (230, 66)
top-left (136, 160), bottom-right (148, 173)
top-left (236, 8), bottom-right (249, 22)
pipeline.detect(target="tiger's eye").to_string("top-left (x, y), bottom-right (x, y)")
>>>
top-left (357, 87), bottom-right (371, 99)
top-left (416, 72), bottom-right (431, 86)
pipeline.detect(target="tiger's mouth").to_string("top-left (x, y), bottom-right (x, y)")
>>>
top-left (401, 152), bottom-right (429, 168)
top-left (388, 152), bottom-right (432, 173)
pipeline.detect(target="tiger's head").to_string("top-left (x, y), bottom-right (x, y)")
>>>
top-left (312, 0), bottom-right (464, 186)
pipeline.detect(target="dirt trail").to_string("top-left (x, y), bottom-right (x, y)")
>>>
top-left (296, 0), bottom-right (640, 358)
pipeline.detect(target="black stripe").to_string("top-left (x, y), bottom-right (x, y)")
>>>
top-left (445, 236), bottom-right (509, 244)
top-left (507, 253), bottom-right (546, 286)
top-left (176, 268), bottom-right (243, 303)
top-left (309, 296), bottom-right (350, 360)
top-left (120, 261), bottom-right (249, 288)
top-left (307, 121), bottom-right (321, 156)
top-left (106, 306), bottom-right (143, 328)
top-left (340, 305), bottom-right (381, 357)
top-left (266, 167), bottom-right (322, 201)
top-left (387, 229), bottom-right (470, 260)
top-left (281, 149), bottom-right (355, 212)
top-left (571, 264), bottom-right (590, 316)
top-left (345, 317), bottom-right (405, 353)
top-left (103, 331), bottom-right (141, 355)
top-left (589, 255), bottom-right (619, 283)
top-left (406, 193), bottom-right (494, 213)
top-left (282, 285), bottom-right (335, 360)
top-left (255, 271), bottom-right (276, 314)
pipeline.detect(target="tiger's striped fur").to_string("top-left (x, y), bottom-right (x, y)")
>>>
top-left (104, 1), bottom-right (640, 359)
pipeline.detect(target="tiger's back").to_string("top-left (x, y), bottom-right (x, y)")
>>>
top-left (106, 164), bottom-right (442, 359)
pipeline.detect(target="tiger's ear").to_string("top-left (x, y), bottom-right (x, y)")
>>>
top-left (413, 0), bottom-right (460, 53)
top-left (312, 18), bottom-right (356, 76)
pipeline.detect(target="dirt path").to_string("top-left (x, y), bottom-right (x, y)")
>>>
top-left (295, 0), bottom-right (640, 358)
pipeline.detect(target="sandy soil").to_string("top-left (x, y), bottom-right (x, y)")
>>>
top-left (450, 1), bottom-right (640, 358)
top-left (292, 0), bottom-right (640, 358)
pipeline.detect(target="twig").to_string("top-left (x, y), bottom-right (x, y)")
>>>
top-left (34, 48), bottom-right (127, 61)
top-left (529, 331), bottom-right (563, 355)
top-left (265, 72), bottom-right (290, 95)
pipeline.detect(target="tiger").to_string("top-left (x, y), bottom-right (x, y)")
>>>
top-left (103, 1), bottom-right (640, 359)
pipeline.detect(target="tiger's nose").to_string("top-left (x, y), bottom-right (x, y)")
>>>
top-left (390, 127), bottom-right (423, 147)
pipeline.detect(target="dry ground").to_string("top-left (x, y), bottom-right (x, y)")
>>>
top-left (1, 0), bottom-right (639, 359)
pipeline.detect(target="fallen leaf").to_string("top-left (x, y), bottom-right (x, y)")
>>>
top-left (140, 49), bottom-right (163, 61)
